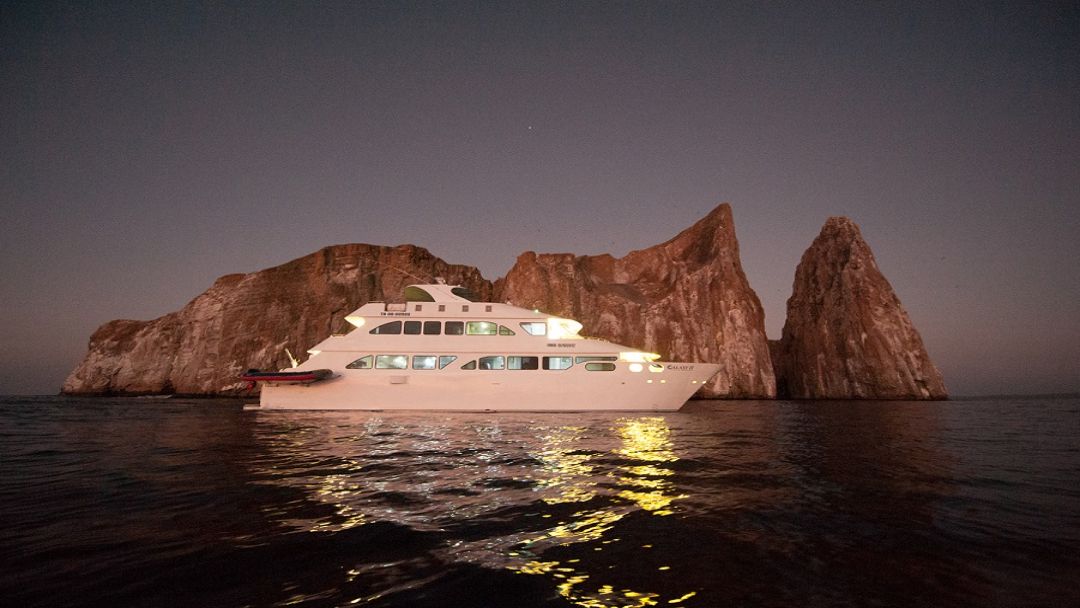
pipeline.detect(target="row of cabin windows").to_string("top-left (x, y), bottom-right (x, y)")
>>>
top-left (345, 354), bottom-right (617, 371)
top-left (370, 320), bottom-right (548, 336)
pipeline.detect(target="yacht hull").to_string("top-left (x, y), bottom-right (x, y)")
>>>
top-left (257, 363), bottom-right (719, 411)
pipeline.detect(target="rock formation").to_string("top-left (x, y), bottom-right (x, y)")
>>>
top-left (495, 204), bottom-right (776, 398)
top-left (63, 205), bottom-right (947, 400)
top-left (775, 217), bottom-right (947, 399)
top-left (62, 245), bottom-right (491, 395)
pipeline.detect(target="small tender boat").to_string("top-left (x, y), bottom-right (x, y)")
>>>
top-left (240, 368), bottom-right (334, 385)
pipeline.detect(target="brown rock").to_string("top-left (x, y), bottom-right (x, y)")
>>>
top-left (495, 204), bottom-right (776, 398)
top-left (776, 217), bottom-right (947, 399)
top-left (62, 244), bottom-right (491, 396)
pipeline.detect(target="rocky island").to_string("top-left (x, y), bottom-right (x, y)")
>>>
top-left (63, 204), bottom-right (946, 399)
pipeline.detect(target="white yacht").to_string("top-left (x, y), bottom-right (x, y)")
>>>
top-left (244, 283), bottom-right (720, 411)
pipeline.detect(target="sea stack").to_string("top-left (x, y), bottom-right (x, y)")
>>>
top-left (496, 204), bottom-right (776, 398)
top-left (62, 245), bottom-right (491, 396)
top-left (775, 217), bottom-right (947, 399)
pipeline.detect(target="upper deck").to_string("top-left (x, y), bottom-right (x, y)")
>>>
top-left (310, 284), bottom-right (651, 358)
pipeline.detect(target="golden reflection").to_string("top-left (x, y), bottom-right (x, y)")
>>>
top-left (257, 414), bottom-right (701, 606)
top-left (614, 417), bottom-right (686, 516)
top-left (523, 508), bottom-right (625, 547)
top-left (531, 426), bottom-right (598, 504)
top-left (509, 416), bottom-right (696, 608)
top-left (306, 472), bottom-right (368, 531)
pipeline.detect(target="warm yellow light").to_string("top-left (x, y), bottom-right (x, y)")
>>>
top-left (629, 363), bottom-right (644, 373)
top-left (546, 317), bottom-right (583, 340)
top-left (619, 351), bottom-right (661, 363)
top-left (345, 315), bottom-right (366, 328)
top-left (307, 349), bottom-right (321, 356)
top-left (648, 363), bottom-right (664, 373)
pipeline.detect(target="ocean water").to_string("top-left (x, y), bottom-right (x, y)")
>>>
top-left (1, 396), bottom-right (1078, 607)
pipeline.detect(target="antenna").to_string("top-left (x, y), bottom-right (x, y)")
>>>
top-left (285, 348), bottom-right (299, 369)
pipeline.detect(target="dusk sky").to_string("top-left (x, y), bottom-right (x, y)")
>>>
top-left (2, 1), bottom-right (1078, 396)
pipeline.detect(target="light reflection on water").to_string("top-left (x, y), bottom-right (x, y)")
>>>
top-left (254, 413), bottom-right (695, 606)
top-left (3, 396), bottom-right (1080, 608)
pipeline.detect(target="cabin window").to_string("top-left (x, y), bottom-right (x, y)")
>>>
top-left (423, 321), bottom-right (441, 335)
top-left (479, 356), bottom-right (505, 370)
top-left (451, 287), bottom-right (481, 301)
top-left (438, 355), bottom-right (457, 369)
top-left (575, 356), bottom-right (617, 364)
top-left (466, 321), bottom-right (498, 335)
top-left (585, 362), bottom-right (616, 371)
top-left (445, 321), bottom-right (464, 335)
top-left (462, 305), bottom-right (470, 312)
top-left (370, 321), bottom-right (402, 334)
top-left (438, 305), bottom-right (446, 312)
top-left (375, 355), bottom-right (408, 369)
top-left (508, 356), bottom-right (539, 370)
top-left (404, 321), bottom-right (422, 335)
top-left (412, 355), bottom-right (437, 370)
top-left (520, 322), bottom-right (546, 336)
top-left (485, 305), bottom-right (492, 312)
top-left (543, 356), bottom-right (573, 370)
top-left (461, 360), bottom-right (477, 370)
top-left (404, 286), bottom-right (435, 302)
top-left (346, 355), bottom-right (373, 369)
top-left (414, 304), bottom-right (423, 312)
top-left (498, 325), bottom-right (515, 336)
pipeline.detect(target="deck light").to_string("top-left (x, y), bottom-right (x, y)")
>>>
top-left (619, 351), bottom-right (661, 363)
top-left (546, 317), bottom-right (583, 340)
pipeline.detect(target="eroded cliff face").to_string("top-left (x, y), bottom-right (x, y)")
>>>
top-left (776, 217), bottom-right (947, 399)
top-left (62, 245), bottom-right (491, 395)
top-left (495, 204), bottom-right (776, 398)
top-left (64, 207), bottom-right (945, 400)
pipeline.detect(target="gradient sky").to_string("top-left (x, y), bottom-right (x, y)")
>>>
top-left (2, 1), bottom-right (1078, 396)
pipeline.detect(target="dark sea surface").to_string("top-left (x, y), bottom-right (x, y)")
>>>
top-left (1, 396), bottom-right (1078, 607)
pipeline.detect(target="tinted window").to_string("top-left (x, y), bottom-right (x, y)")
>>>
top-left (585, 362), bottom-right (616, 371)
top-left (520, 322), bottom-right (546, 336)
top-left (543, 356), bottom-right (573, 370)
top-left (479, 356), bottom-right (505, 370)
top-left (423, 321), bottom-right (441, 335)
top-left (370, 321), bottom-right (402, 334)
top-left (498, 325), bottom-right (515, 336)
top-left (508, 356), bottom-right (539, 370)
top-left (412, 355), bottom-right (436, 370)
top-left (467, 321), bottom-right (497, 335)
top-left (403, 321), bottom-right (421, 335)
top-left (445, 321), bottom-right (464, 335)
top-left (375, 355), bottom-right (408, 369)
top-left (438, 355), bottom-right (457, 369)
top-left (461, 360), bottom-right (477, 370)
top-left (404, 286), bottom-right (436, 302)
top-left (346, 355), bottom-right (373, 369)
top-left (451, 287), bottom-right (481, 301)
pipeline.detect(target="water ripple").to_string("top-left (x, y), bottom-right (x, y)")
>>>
top-left (1, 396), bottom-right (1079, 607)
